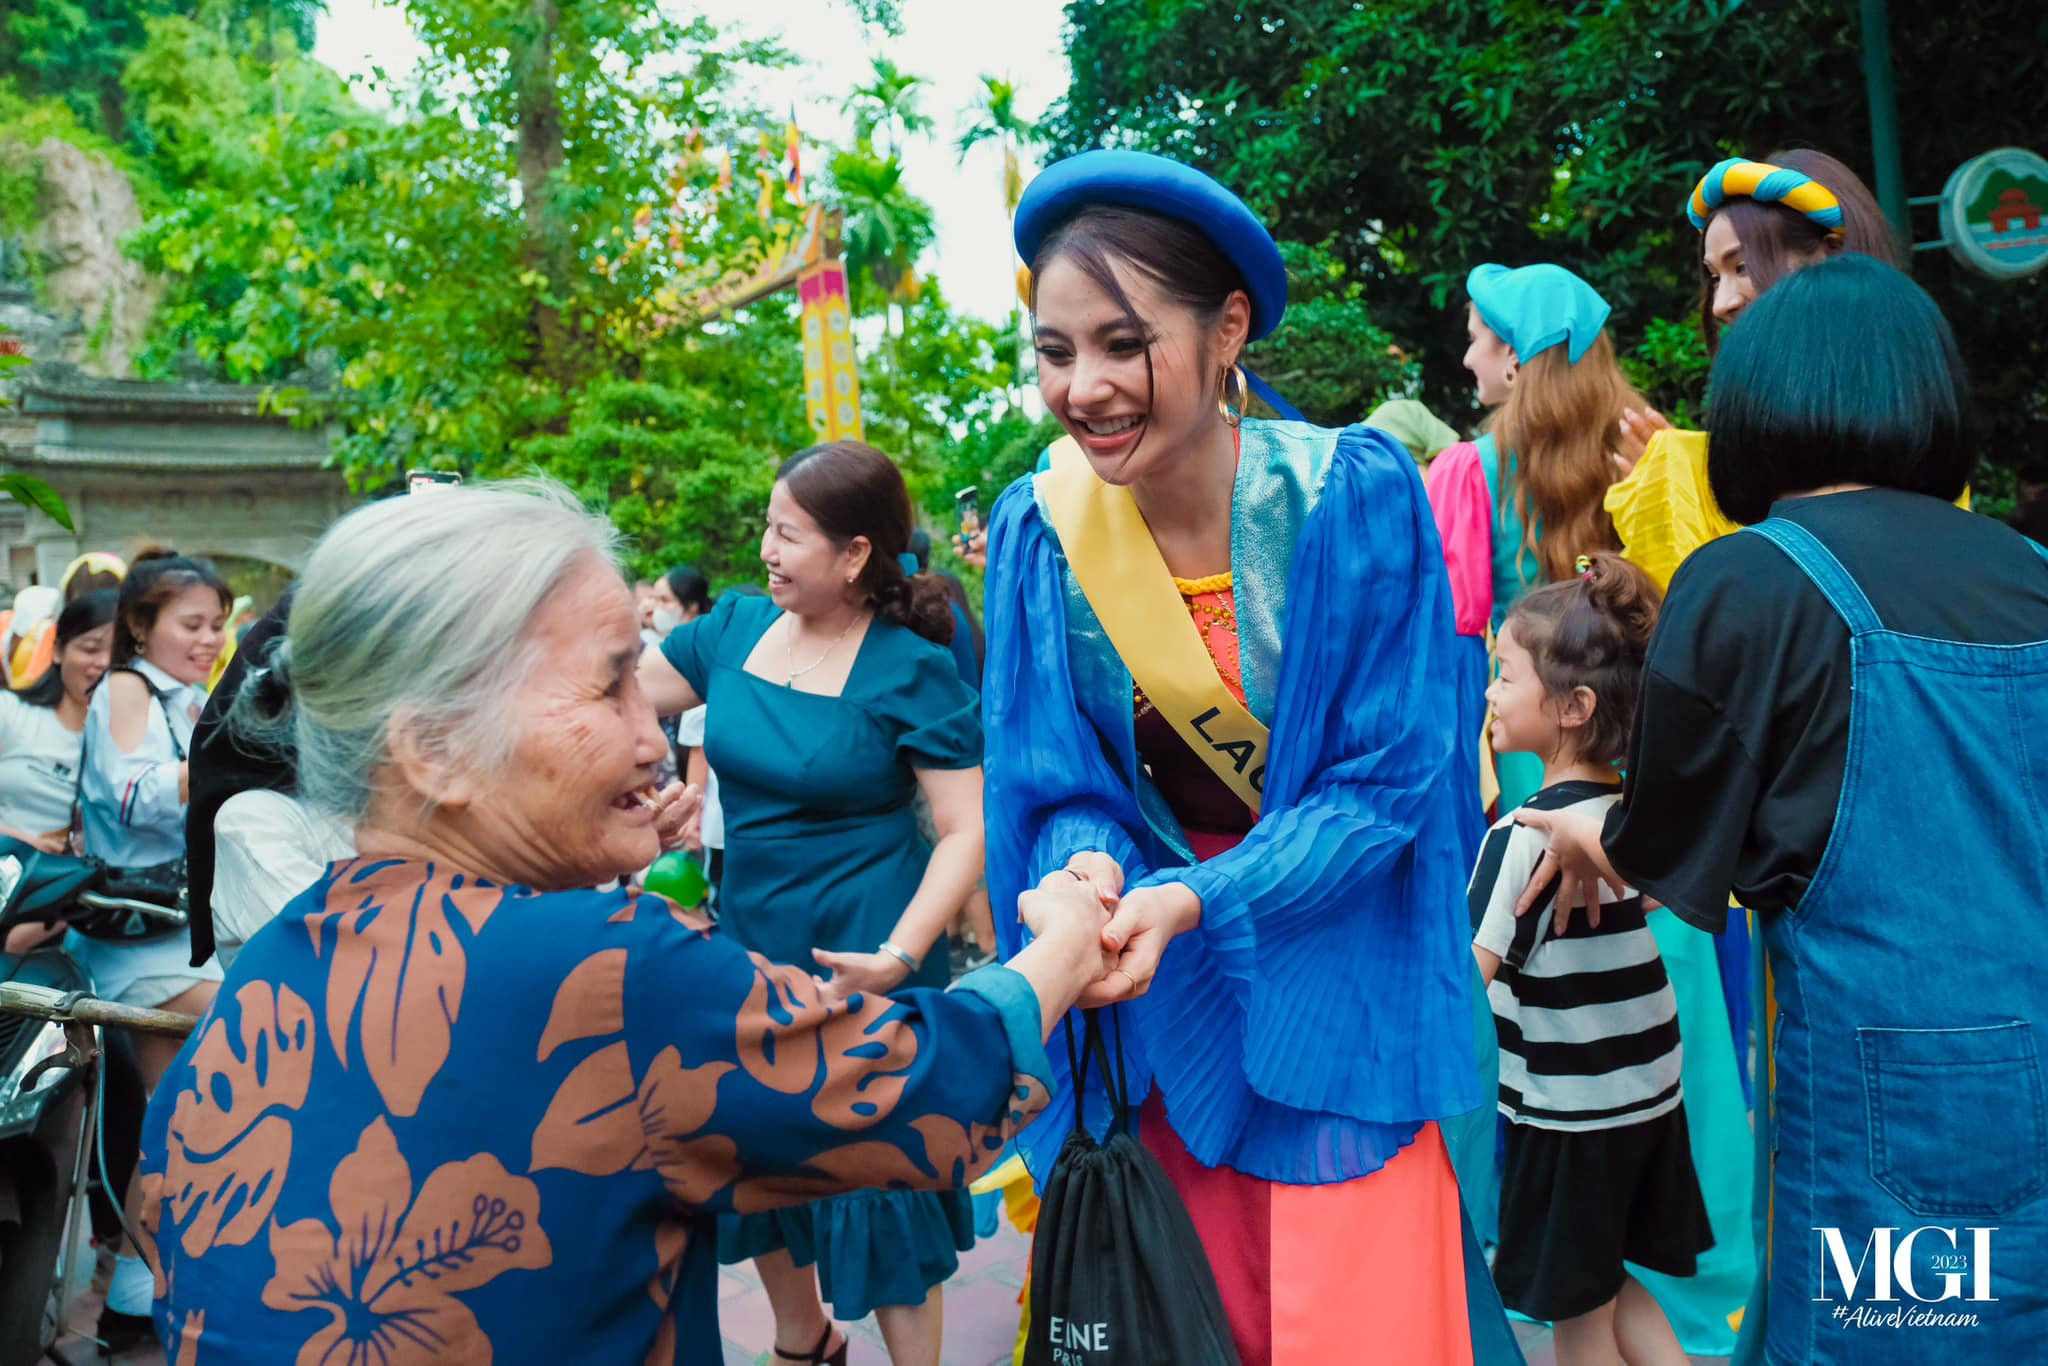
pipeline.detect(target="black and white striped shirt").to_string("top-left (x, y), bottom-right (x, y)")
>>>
top-left (1469, 781), bottom-right (1683, 1132)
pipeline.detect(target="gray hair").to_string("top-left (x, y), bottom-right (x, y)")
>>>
top-left (234, 478), bottom-right (621, 821)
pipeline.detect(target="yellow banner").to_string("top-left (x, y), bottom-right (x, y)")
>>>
top-left (800, 261), bottom-right (863, 442)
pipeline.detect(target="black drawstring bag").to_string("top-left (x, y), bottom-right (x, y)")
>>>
top-left (1025, 1008), bottom-right (1242, 1366)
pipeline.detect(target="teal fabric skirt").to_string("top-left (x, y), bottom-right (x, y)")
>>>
top-left (718, 1188), bottom-right (976, 1319)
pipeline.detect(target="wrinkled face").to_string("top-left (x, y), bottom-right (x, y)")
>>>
top-left (58, 622), bottom-right (113, 706)
top-left (760, 480), bottom-right (865, 617)
top-left (1464, 305), bottom-right (1518, 407)
top-left (1486, 623), bottom-right (1561, 759)
top-left (459, 555), bottom-right (670, 889)
top-left (1032, 255), bottom-right (1236, 486)
top-left (141, 585), bottom-right (227, 687)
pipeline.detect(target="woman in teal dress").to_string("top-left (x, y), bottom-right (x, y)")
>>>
top-left (640, 440), bottom-right (984, 1366)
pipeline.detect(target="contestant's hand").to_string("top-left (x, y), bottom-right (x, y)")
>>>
top-left (1061, 851), bottom-right (1125, 908)
top-left (1512, 807), bottom-right (1622, 939)
top-left (651, 782), bottom-right (702, 852)
top-left (1018, 871), bottom-right (1117, 970)
top-left (1077, 881), bottom-right (1202, 1008)
top-left (814, 948), bottom-right (911, 1001)
top-left (1613, 406), bottom-right (1671, 476)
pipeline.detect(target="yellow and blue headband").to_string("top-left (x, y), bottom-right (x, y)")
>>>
top-left (1686, 158), bottom-right (1844, 234)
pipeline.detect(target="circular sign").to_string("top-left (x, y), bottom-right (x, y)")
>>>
top-left (1940, 147), bottom-right (2048, 280)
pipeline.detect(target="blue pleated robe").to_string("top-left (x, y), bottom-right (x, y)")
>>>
top-left (985, 418), bottom-right (1484, 1184)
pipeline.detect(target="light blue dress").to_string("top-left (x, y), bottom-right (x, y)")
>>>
top-left (71, 656), bottom-right (223, 1004)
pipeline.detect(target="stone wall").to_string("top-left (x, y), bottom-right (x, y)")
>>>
top-left (13, 137), bottom-right (162, 377)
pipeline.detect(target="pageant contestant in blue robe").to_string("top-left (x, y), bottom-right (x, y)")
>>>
top-left (985, 150), bottom-right (1524, 1364)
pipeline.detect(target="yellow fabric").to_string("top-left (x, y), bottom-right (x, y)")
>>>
top-left (1604, 429), bottom-right (1737, 592)
top-left (1173, 571), bottom-right (1233, 596)
top-left (1608, 427), bottom-right (1973, 594)
top-left (8, 623), bottom-right (53, 690)
top-left (1036, 437), bottom-right (1270, 815)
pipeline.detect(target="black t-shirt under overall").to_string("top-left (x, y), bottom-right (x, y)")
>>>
top-left (1604, 489), bottom-right (2048, 932)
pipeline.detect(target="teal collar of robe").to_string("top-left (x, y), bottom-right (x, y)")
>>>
top-left (1030, 417), bottom-right (1338, 860)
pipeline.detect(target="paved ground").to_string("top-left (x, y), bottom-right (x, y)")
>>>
top-left (57, 1218), bottom-right (1730, 1365)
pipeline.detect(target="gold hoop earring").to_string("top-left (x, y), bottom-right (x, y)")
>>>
top-left (1218, 363), bottom-right (1248, 429)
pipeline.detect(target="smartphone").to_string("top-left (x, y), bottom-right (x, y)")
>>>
top-left (955, 486), bottom-right (981, 541)
top-left (407, 469), bottom-right (464, 495)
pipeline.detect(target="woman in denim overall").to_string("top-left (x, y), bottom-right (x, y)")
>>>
top-left (1735, 516), bottom-right (2048, 1363)
top-left (1517, 256), bottom-right (2048, 1365)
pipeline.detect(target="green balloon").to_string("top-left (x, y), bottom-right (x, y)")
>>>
top-left (644, 851), bottom-right (709, 908)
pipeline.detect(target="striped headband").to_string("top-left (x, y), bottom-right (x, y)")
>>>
top-left (1685, 158), bottom-right (1844, 234)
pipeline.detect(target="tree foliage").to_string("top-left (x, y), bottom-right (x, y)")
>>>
top-left (1048, 0), bottom-right (2048, 487)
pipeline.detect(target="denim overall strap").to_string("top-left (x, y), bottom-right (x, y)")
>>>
top-left (1731, 517), bottom-right (2048, 1364)
top-left (1744, 519), bottom-right (1883, 636)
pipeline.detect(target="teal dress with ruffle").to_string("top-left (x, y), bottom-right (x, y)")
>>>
top-left (661, 596), bottom-right (983, 1319)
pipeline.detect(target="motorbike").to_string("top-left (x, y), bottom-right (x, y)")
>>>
top-left (0, 839), bottom-right (194, 1365)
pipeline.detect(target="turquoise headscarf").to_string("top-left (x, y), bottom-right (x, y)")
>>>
top-left (1466, 262), bottom-right (1612, 365)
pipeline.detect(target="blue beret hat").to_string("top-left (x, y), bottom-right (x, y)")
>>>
top-left (1466, 263), bottom-right (1612, 366)
top-left (1013, 150), bottom-right (1288, 341)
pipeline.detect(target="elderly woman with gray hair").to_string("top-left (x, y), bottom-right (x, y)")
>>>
top-left (130, 481), bottom-right (1111, 1364)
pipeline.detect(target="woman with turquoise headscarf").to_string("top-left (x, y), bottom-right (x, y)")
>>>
top-left (984, 149), bottom-right (1518, 1366)
top-left (1428, 266), bottom-right (1758, 1355)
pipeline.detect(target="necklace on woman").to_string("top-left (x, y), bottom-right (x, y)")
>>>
top-left (783, 610), bottom-right (863, 687)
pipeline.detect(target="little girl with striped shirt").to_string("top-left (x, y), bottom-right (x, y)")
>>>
top-left (1468, 552), bottom-right (1712, 1366)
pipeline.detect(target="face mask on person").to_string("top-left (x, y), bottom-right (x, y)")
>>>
top-left (651, 607), bottom-right (682, 634)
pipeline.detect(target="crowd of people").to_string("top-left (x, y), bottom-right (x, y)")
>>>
top-left (1, 137), bottom-right (2041, 1366)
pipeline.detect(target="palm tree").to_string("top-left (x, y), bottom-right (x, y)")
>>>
top-left (955, 74), bottom-right (1038, 216)
top-left (956, 74), bottom-right (1039, 404)
top-left (842, 56), bottom-right (933, 159)
top-left (833, 148), bottom-right (935, 339)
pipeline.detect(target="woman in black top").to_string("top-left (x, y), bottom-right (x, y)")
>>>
top-left (1520, 257), bottom-right (2048, 1365)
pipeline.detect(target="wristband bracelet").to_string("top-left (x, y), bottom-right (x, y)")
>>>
top-left (878, 941), bottom-right (922, 973)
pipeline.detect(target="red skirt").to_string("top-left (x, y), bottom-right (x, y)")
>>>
top-left (1140, 1094), bottom-right (1472, 1366)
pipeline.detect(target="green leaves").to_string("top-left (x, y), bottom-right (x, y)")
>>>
top-left (0, 472), bottom-right (74, 530)
top-left (1048, 0), bottom-right (2048, 484)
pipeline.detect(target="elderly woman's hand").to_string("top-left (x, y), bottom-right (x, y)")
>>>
top-left (815, 947), bottom-right (912, 1000)
top-left (651, 782), bottom-right (702, 852)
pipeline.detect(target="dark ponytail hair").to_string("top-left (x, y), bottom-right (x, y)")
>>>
top-left (775, 441), bottom-right (954, 645)
top-left (114, 547), bottom-right (232, 667)
top-left (1502, 552), bottom-right (1662, 767)
top-left (661, 564), bottom-right (712, 616)
top-left (17, 589), bottom-right (118, 708)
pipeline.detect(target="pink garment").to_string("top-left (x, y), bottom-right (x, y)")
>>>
top-left (1424, 440), bottom-right (1494, 637)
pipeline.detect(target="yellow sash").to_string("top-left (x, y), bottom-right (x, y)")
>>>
top-left (1035, 437), bottom-right (1269, 815)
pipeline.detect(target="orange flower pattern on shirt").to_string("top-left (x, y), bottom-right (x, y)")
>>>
top-left (302, 859), bottom-right (503, 1118)
top-left (260, 1115), bottom-right (552, 1366)
top-left (136, 861), bottom-right (1051, 1365)
top-left (163, 979), bottom-right (316, 1257)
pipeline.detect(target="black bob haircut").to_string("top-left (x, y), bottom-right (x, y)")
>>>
top-left (1706, 254), bottom-right (1972, 527)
